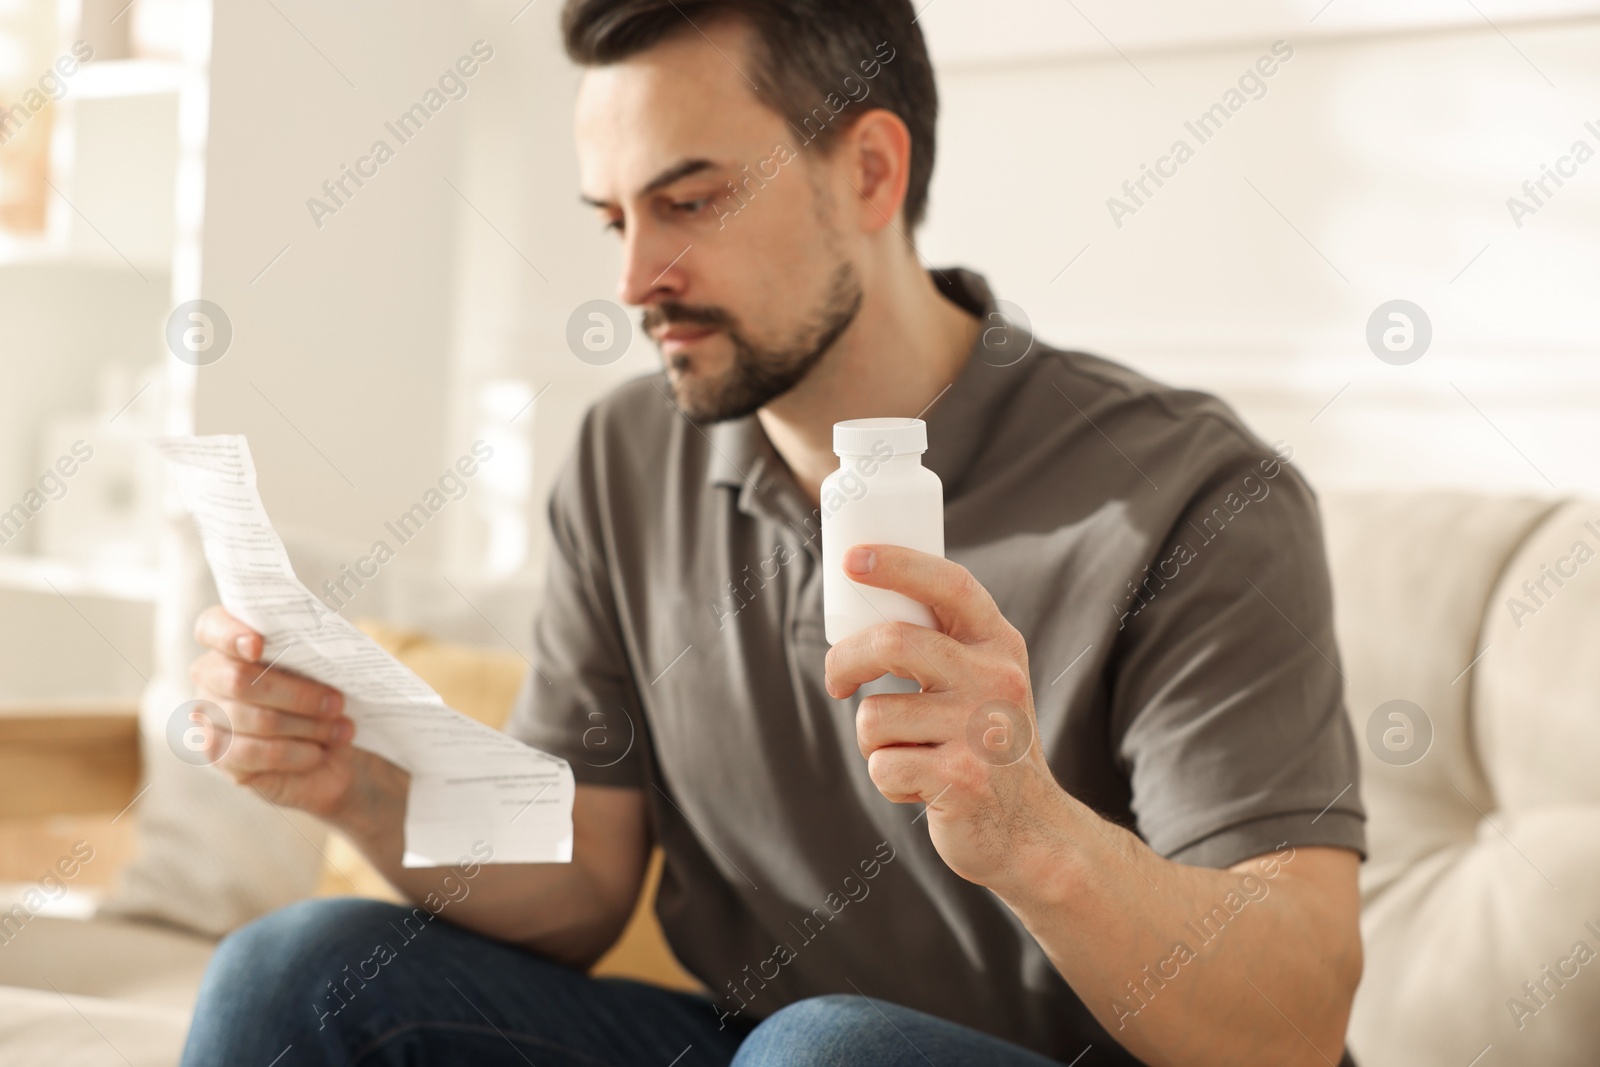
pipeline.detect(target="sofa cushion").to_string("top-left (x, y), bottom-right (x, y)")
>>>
top-left (1476, 501), bottom-right (1600, 809)
top-left (1323, 492), bottom-right (1600, 1067)
top-left (1320, 491), bottom-right (1558, 896)
top-left (0, 913), bottom-right (213, 1008)
top-left (0, 988), bottom-right (190, 1067)
top-left (0, 912), bottom-right (213, 1067)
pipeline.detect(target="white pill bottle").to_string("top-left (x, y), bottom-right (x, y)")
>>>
top-left (821, 417), bottom-right (945, 645)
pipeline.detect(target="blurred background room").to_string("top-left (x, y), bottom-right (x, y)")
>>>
top-left (0, 0), bottom-right (1597, 1064)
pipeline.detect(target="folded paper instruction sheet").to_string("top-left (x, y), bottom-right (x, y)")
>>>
top-left (155, 435), bottom-right (574, 867)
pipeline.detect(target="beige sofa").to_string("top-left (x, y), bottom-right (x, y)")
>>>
top-left (2, 491), bottom-right (1597, 1065)
top-left (1323, 493), bottom-right (1600, 1066)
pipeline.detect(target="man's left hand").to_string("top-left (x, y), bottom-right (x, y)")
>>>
top-left (823, 544), bottom-right (1070, 893)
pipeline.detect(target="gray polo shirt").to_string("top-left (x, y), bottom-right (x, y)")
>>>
top-left (508, 267), bottom-right (1364, 1063)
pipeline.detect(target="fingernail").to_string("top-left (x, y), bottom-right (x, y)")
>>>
top-left (335, 719), bottom-right (354, 742)
top-left (235, 636), bottom-right (254, 660)
top-left (844, 547), bottom-right (876, 574)
top-left (321, 693), bottom-right (341, 713)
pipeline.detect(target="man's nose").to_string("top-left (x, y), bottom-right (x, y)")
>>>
top-left (617, 223), bottom-right (690, 307)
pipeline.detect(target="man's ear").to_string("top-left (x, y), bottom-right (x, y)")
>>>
top-left (841, 108), bottom-right (912, 235)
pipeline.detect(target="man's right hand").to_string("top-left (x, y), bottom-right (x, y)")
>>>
top-left (187, 605), bottom-right (401, 822)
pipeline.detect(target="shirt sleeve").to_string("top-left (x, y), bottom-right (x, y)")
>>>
top-left (503, 413), bottom-right (647, 788)
top-left (1109, 448), bottom-right (1366, 869)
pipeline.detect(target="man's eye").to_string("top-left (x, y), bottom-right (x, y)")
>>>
top-left (602, 217), bottom-right (624, 234)
top-left (673, 197), bottom-right (711, 216)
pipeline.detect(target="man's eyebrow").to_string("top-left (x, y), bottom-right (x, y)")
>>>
top-left (579, 158), bottom-right (721, 208)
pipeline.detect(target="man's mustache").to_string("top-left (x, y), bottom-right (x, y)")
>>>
top-left (642, 302), bottom-right (737, 336)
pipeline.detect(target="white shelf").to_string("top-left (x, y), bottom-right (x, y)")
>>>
top-left (0, 234), bottom-right (64, 265)
top-left (0, 240), bottom-right (169, 274)
top-left (70, 59), bottom-right (185, 100)
top-left (0, 554), bottom-right (160, 602)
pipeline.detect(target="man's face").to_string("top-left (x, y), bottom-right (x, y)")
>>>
top-left (575, 19), bottom-right (862, 423)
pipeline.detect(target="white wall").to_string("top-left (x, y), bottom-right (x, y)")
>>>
top-left (914, 0), bottom-right (1600, 67)
top-left (917, 15), bottom-right (1600, 496)
top-left (192, 0), bottom-right (467, 561)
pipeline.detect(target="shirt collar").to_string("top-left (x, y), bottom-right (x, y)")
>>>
top-left (705, 265), bottom-right (1034, 501)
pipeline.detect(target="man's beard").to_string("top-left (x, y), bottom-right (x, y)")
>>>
top-left (644, 262), bottom-right (863, 424)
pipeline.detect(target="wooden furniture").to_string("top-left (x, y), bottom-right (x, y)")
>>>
top-left (0, 705), bottom-right (140, 819)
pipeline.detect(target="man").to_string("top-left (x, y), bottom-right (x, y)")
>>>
top-left (181, 1), bottom-right (1365, 1064)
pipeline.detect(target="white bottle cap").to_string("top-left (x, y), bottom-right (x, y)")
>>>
top-left (833, 417), bottom-right (927, 457)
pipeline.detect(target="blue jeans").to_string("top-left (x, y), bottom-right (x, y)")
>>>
top-left (180, 898), bottom-right (1074, 1066)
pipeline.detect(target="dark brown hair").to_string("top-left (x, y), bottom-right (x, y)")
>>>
top-left (562, 0), bottom-right (938, 230)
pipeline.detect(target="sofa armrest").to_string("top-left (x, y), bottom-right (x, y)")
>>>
top-left (0, 706), bottom-right (140, 818)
